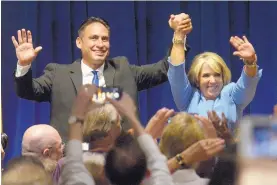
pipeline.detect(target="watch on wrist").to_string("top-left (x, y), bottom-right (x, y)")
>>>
top-left (243, 60), bottom-right (257, 68)
top-left (175, 154), bottom-right (188, 168)
top-left (172, 34), bottom-right (186, 45)
top-left (68, 115), bottom-right (84, 125)
top-left (242, 54), bottom-right (257, 67)
top-left (173, 38), bottom-right (185, 45)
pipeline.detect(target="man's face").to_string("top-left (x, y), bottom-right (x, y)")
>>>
top-left (77, 22), bottom-right (110, 66)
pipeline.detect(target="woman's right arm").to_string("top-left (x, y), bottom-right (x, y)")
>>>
top-left (168, 14), bottom-right (194, 111)
top-left (168, 61), bottom-right (193, 111)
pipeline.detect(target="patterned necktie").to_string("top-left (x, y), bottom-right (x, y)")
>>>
top-left (92, 70), bottom-right (99, 87)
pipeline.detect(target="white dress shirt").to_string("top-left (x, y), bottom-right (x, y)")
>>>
top-left (15, 63), bottom-right (31, 77)
top-left (81, 60), bottom-right (106, 87)
top-left (15, 60), bottom-right (106, 87)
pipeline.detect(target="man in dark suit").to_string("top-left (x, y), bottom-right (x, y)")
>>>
top-left (12, 15), bottom-right (192, 141)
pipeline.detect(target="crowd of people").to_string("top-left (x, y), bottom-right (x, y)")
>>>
top-left (1, 12), bottom-right (276, 185)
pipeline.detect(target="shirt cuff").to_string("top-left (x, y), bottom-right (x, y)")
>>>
top-left (15, 62), bottom-right (31, 77)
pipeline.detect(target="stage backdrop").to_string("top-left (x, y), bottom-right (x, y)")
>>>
top-left (2, 1), bottom-right (277, 165)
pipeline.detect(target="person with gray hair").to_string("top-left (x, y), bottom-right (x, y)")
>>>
top-left (52, 103), bottom-right (121, 184)
top-left (2, 155), bottom-right (52, 185)
top-left (22, 124), bottom-right (64, 173)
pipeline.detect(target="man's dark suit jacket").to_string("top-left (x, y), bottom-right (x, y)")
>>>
top-left (14, 56), bottom-right (173, 141)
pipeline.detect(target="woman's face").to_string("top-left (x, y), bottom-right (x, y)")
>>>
top-left (199, 63), bottom-right (223, 100)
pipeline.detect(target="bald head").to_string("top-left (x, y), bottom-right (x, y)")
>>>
top-left (22, 124), bottom-right (63, 161)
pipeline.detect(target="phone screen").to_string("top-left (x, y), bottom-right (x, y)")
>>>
top-left (92, 86), bottom-right (122, 104)
top-left (252, 124), bottom-right (277, 158)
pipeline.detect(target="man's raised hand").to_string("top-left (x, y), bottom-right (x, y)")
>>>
top-left (11, 29), bottom-right (42, 66)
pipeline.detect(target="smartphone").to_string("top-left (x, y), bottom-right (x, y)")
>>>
top-left (91, 86), bottom-right (122, 104)
top-left (238, 115), bottom-right (277, 159)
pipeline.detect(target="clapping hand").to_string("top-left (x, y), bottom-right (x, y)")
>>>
top-left (145, 108), bottom-right (175, 139)
top-left (183, 138), bottom-right (225, 165)
top-left (11, 29), bottom-right (42, 66)
top-left (207, 111), bottom-right (233, 142)
top-left (106, 92), bottom-right (137, 120)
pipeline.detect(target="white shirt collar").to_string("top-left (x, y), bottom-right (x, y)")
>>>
top-left (81, 59), bottom-right (105, 76)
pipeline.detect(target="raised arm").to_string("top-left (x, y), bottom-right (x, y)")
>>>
top-left (108, 94), bottom-right (174, 185)
top-left (129, 56), bottom-right (169, 91)
top-left (11, 29), bottom-right (42, 67)
top-left (229, 36), bottom-right (262, 108)
top-left (60, 85), bottom-right (98, 185)
top-left (14, 63), bottom-right (56, 102)
top-left (129, 45), bottom-right (190, 91)
top-left (167, 13), bottom-right (194, 111)
top-left (12, 29), bottom-right (54, 102)
top-left (130, 14), bottom-right (191, 91)
top-left (167, 138), bottom-right (225, 174)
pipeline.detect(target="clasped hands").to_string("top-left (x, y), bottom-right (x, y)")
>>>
top-left (168, 13), bottom-right (193, 40)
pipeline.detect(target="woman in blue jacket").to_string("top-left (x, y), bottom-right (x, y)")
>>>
top-left (168, 34), bottom-right (262, 130)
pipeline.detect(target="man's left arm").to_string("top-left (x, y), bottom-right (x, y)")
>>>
top-left (130, 44), bottom-right (189, 91)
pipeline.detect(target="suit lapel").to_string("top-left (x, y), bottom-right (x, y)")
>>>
top-left (103, 60), bottom-right (116, 87)
top-left (68, 59), bottom-right (115, 93)
top-left (68, 59), bottom-right (82, 93)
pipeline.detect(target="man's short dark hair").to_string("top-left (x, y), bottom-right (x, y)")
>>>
top-left (105, 132), bottom-right (147, 185)
top-left (78, 16), bottom-right (110, 36)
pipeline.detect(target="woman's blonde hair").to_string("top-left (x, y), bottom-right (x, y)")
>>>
top-left (159, 113), bottom-right (205, 168)
top-left (188, 52), bottom-right (231, 88)
top-left (83, 103), bottom-right (120, 139)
